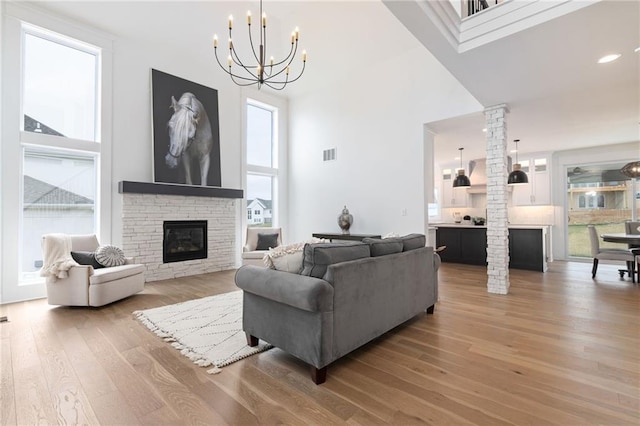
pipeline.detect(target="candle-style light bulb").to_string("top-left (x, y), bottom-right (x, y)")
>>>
top-left (302, 50), bottom-right (307, 62)
top-left (294, 27), bottom-right (299, 41)
top-left (262, 12), bottom-right (266, 27)
top-left (247, 11), bottom-right (251, 25)
top-left (228, 15), bottom-right (233, 29)
top-left (228, 38), bottom-right (233, 49)
top-left (286, 66), bottom-right (290, 75)
top-left (270, 56), bottom-right (274, 66)
top-left (213, 34), bottom-right (218, 48)
top-left (227, 55), bottom-right (232, 67)
top-left (290, 32), bottom-right (295, 44)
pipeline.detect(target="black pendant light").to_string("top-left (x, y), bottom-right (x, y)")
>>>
top-left (621, 161), bottom-right (640, 178)
top-left (507, 139), bottom-right (529, 185)
top-left (453, 147), bottom-right (471, 188)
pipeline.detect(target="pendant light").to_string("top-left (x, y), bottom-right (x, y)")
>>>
top-left (620, 161), bottom-right (640, 178)
top-left (453, 147), bottom-right (471, 188)
top-left (507, 139), bottom-right (529, 185)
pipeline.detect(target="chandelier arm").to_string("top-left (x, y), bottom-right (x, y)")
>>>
top-left (269, 41), bottom-right (296, 67)
top-left (264, 46), bottom-right (300, 82)
top-left (214, 49), bottom-right (257, 86)
top-left (265, 61), bottom-right (305, 85)
top-left (247, 24), bottom-right (261, 64)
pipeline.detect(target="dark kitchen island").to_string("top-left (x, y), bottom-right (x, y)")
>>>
top-left (434, 224), bottom-right (551, 272)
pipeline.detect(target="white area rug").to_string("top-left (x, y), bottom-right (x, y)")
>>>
top-left (133, 290), bottom-right (272, 373)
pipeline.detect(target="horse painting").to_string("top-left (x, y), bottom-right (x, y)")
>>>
top-left (165, 92), bottom-right (213, 186)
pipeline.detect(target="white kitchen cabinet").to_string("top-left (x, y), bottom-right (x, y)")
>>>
top-left (441, 166), bottom-right (469, 208)
top-left (512, 154), bottom-right (551, 206)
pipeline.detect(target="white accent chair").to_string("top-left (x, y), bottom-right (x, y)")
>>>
top-left (42, 234), bottom-right (145, 306)
top-left (241, 227), bottom-right (283, 266)
top-left (588, 225), bottom-right (636, 283)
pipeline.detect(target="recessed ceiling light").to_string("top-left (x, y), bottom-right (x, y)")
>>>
top-left (598, 53), bottom-right (622, 64)
top-left (635, 47), bottom-right (640, 53)
top-left (510, 149), bottom-right (517, 153)
top-left (482, 128), bottom-right (487, 132)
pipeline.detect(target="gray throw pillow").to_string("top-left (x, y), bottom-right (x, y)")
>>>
top-left (301, 242), bottom-right (371, 278)
top-left (255, 233), bottom-right (279, 251)
top-left (400, 234), bottom-right (426, 251)
top-left (362, 238), bottom-right (403, 257)
top-left (70, 251), bottom-right (104, 269)
top-left (94, 245), bottom-right (126, 267)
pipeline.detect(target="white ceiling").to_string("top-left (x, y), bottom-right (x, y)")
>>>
top-left (35, 0), bottom-right (640, 163)
top-left (386, 0), bottom-right (640, 161)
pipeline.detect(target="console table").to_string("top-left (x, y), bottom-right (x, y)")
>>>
top-left (313, 233), bottom-right (381, 242)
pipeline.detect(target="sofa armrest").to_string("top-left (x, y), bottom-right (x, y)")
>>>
top-left (235, 265), bottom-right (333, 313)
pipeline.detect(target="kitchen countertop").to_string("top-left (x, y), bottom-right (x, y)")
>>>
top-left (431, 223), bottom-right (550, 230)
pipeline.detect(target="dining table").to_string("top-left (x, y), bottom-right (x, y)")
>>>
top-left (601, 233), bottom-right (640, 245)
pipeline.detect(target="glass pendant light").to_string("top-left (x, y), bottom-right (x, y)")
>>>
top-left (507, 139), bottom-right (529, 185)
top-left (453, 147), bottom-right (471, 187)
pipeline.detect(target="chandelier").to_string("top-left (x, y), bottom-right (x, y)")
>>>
top-left (213, 0), bottom-right (307, 90)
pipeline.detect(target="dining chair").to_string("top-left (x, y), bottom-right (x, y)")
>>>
top-left (624, 221), bottom-right (640, 281)
top-left (587, 225), bottom-right (636, 283)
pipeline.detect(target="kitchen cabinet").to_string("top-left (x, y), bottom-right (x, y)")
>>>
top-left (440, 166), bottom-right (469, 208)
top-left (512, 153), bottom-right (551, 205)
top-left (435, 225), bottom-right (549, 271)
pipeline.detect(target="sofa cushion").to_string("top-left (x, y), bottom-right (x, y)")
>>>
top-left (301, 242), bottom-right (370, 278)
top-left (362, 238), bottom-right (403, 257)
top-left (255, 233), bottom-right (280, 251)
top-left (71, 251), bottom-right (104, 269)
top-left (399, 234), bottom-right (426, 252)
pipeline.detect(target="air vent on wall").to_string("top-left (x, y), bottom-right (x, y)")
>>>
top-left (323, 148), bottom-right (337, 162)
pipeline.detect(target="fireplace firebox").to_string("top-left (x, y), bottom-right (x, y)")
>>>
top-left (163, 220), bottom-right (207, 263)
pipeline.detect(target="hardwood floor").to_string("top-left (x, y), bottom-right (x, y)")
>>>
top-left (1, 261), bottom-right (638, 425)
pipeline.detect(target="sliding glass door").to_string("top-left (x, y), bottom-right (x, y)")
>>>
top-left (566, 162), bottom-right (638, 258)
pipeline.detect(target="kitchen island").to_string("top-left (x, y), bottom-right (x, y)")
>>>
top-left (434, 224), bottom-right (552, 272)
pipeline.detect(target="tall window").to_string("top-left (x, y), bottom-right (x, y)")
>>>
top-left (246, 100), bottom-right (278, 228)
top-left (19, 25), bottom-right (101, 282)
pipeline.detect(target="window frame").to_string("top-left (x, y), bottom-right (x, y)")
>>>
top-left (1, 2), bottom-right (113, 302)
top-left (241, 90), bottom-right (288, 237)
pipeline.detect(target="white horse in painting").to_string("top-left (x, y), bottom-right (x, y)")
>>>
top-left (165, 92), bottom-right (213, 186)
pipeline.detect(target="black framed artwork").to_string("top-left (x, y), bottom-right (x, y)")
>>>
top-left (151, 69), bottom-right (221, 187)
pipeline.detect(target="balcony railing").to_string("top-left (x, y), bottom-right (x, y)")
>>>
top-left (464, 0), bottom-right (502, 18)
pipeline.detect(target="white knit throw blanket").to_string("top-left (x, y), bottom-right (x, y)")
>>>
top-left (39, 233), bottom-right (81, 281)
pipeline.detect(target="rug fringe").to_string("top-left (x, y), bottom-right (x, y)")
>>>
top-left (207, 366), bottom-right (222, 374)
top-left (133, 292), bottom-right (272, 374)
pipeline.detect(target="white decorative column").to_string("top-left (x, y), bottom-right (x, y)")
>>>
top-left (484, 104), bottom-right (510, 294)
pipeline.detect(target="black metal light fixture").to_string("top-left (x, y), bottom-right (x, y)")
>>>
top-left (507, 139), bottom-right (529, 185)
top-left (621, 161), bottom-right (640, 178)
top-left (213, 0), bottom-right (306, 90)
top-left (453, 147), bottom-right (471, 188)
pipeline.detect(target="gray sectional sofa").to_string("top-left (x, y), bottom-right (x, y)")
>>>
top-left (234, 233), bottom-right (440, 384)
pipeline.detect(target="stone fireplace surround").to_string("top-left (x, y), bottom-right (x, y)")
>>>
top-left (119, 181), bottom-right (243, 282)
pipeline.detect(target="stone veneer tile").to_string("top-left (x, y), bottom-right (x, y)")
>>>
top-left (122, 193), bottom-right (237, 282)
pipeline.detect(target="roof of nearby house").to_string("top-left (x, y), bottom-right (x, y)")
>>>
top-left (24, 175), bottom-right (93, 205)
top-left (23, 115), bottom-right (65, 137)
top-left (247, 198), bottom-right (272, 210)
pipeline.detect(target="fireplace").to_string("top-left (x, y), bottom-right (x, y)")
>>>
top-left (163, 220), bottom-right (207, 263)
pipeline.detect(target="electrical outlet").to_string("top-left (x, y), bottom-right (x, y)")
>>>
top-left (401, 208), bottom-right (408, 216)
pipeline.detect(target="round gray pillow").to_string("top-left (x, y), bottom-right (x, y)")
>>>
top-left (94, 245), bottom-right (126, 267)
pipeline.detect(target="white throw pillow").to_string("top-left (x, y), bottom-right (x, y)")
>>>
top-left (263, 238), bottom-right (327, 273)
top-left (95, 245), bottom-right (126, 267)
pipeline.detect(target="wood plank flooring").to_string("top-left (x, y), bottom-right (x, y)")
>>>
top-left (1, 261), bottom-right (638, 425)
